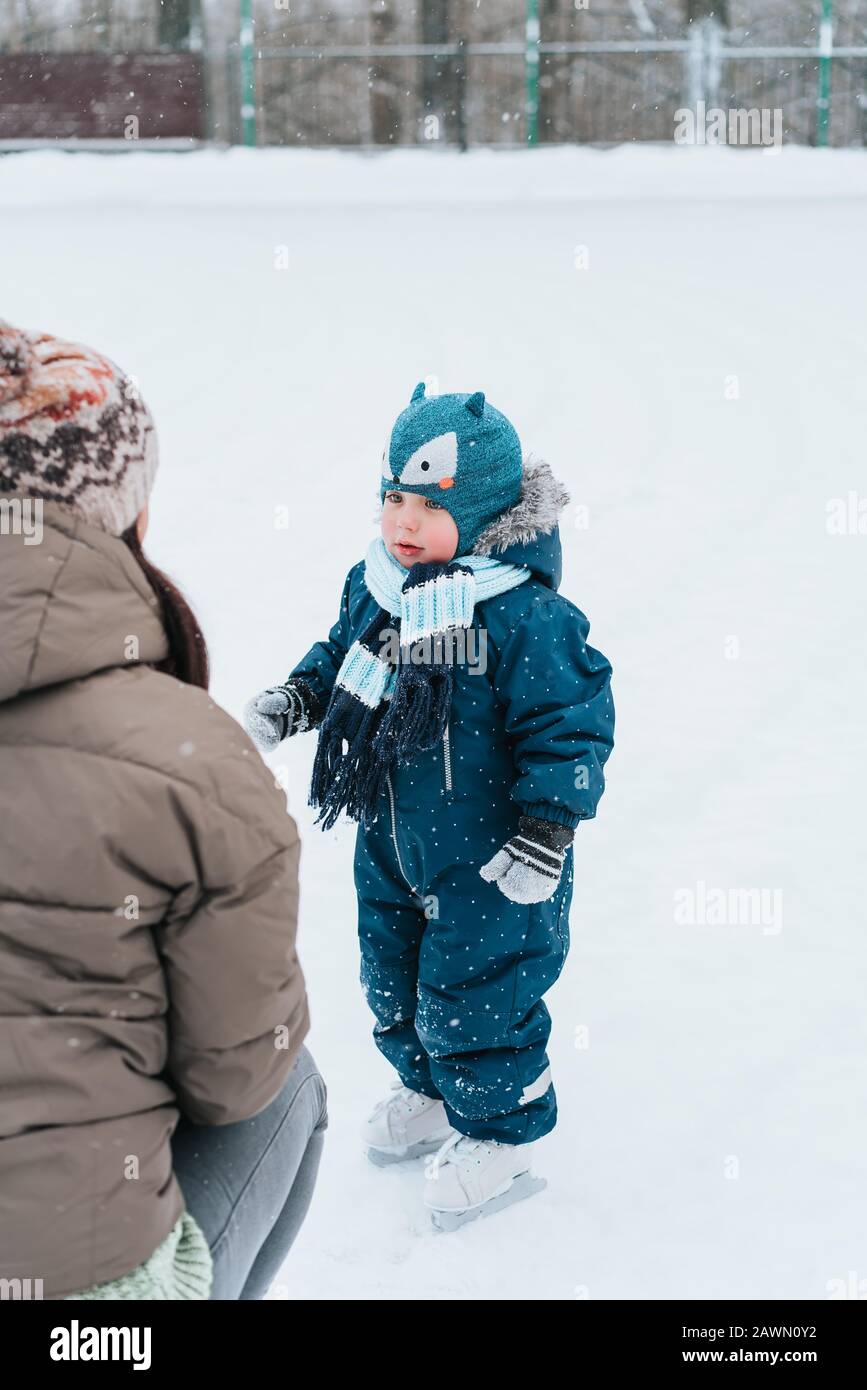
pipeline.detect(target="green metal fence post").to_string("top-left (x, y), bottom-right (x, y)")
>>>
top-left (525, 0), bottom-right (540, 146)
top-left (817, 0), bottom-right (833, 147)
top-left (239, 0), bottom-right (257, 146)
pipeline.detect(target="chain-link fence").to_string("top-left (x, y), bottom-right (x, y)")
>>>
top-left (2, 1), bottom-right (867, 148)
top-left (247, 18), bottom-right (867, 149)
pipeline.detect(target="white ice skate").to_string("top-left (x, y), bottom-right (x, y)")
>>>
top-left (362, 1077), bottom-right (455, 1166)
top-left (423, 1130), bottom-right (547, 1232)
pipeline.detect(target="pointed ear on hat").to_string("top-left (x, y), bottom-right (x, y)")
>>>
top-left (410, 382), bottom-right (426, 403)
top-left (465, 391), bottom-right (485, 418)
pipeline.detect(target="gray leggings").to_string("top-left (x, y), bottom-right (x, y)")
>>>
top-left (171, 1044), bottom-right (328, 1299)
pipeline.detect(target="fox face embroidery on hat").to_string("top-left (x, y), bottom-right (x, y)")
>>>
top-left (380, 382), bottom-right (524, 556)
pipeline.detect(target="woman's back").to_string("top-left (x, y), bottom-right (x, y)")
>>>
top-left (0, 500), bottom-right (309, 1298)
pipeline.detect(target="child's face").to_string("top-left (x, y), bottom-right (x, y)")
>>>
top-left (381, 489), bottom-right (460, 566)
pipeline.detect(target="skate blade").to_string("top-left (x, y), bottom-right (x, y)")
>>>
top-left (429, 1170), bottom-right (547, 1232)
top-left (364, 1132), bottom-right (454, 1167)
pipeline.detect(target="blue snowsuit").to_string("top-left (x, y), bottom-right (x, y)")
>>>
top-left (288, 524), bottom-right (614, 1144)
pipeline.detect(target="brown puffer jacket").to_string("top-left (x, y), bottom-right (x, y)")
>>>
top-left (0, 499), bottom-right (309, 1298)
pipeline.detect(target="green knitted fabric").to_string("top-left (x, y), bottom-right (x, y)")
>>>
top-left (65, 1211), bottom-right (213, 1301)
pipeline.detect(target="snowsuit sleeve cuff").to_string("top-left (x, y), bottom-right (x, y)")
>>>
top-left (514, 800), bottom-right (583, 830)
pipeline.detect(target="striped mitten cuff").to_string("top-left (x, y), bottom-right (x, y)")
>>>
top-left (479, 815), bottom-right (574, 904)
top-left (243, 678), bottom-right (324, 751)
top-left (270, 678), bottom-right (324, 738)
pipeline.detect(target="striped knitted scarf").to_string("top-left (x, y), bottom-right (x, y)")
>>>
top-left (309, 537), bottom-right (531, 830)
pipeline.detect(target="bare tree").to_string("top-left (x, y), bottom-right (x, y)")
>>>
top-left (158, 0), bottom-right (199, 49)
top-left (421, 0), bottom-right (449, 137)
top-left (369, 0), bottom-right (401, 143)
top-left (687, 0), bottom-right (728, 22)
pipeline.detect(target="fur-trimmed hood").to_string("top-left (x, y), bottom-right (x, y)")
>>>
top-left (472, 456), bottom-right (570, 591)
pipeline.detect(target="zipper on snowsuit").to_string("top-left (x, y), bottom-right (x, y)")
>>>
top-left (385, 769), bottom-right (420, 897)
top-left (441, 720), bottom-right (453, 796)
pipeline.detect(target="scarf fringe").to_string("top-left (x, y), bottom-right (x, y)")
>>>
top-left (309, 693), bottom-right (386, 830)
top-left (372, 657), bottom-right (453, 762)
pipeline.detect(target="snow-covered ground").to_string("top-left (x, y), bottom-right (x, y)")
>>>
top-left (2, 144), bottom-right (865, 1300)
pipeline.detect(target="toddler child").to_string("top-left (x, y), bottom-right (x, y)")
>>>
top-left (244, 382), bottom-right (614, 1230)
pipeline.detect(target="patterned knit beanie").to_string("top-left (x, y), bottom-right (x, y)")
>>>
top-left (380, 383), bottom-right (523, 556)
top-left (0, 320), bottom-right (158, 536)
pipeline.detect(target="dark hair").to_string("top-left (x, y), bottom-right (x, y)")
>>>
top-left (121, 524), bottom-right (210, 690)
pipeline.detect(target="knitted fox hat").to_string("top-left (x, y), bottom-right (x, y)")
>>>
top-left (0, 319), bottom-right (158, 536)
top-left (380, 383), bottom-right (524, 556)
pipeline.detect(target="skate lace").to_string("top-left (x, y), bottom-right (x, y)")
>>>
top-left (432, 1130), bottom-right (497, 1168)
top-left (369, 1081), bottom-right (425, 1122)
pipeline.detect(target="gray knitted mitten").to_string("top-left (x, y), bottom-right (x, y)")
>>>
top-left (243, 678), bottom-right (322, 752)
top-left (479, 814), bottom-right (574, 904)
